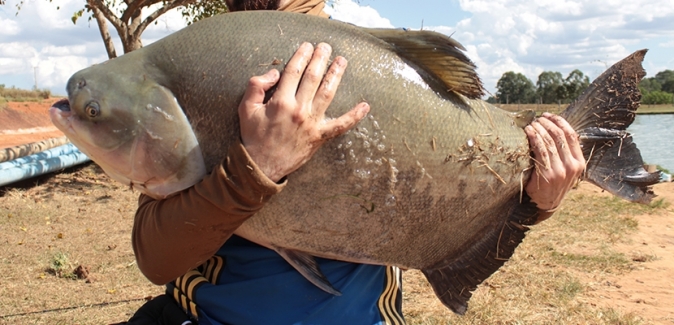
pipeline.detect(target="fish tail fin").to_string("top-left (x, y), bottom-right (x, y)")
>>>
top-left (423, 50), bottom-right (661, 315)
top-left (559, 49), bottom-right (659, 203)
top-left (422, 195), bottom-right (540, 315)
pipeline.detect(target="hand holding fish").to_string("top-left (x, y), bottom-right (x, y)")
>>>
top-left (239, 42), bottom-right (371, 182)
top-left (525, 113), bottom-right (586, 222)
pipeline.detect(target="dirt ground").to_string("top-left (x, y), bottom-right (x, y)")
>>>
top-left (578, 183), bottom-right (674, 323)
top-left (1, 100), bottom-right (673, 324)
top-left (0, 100), bottom-right (64, 149)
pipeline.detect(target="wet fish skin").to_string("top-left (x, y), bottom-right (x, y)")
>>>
top-left (50, 11), bottom-right (659, 314)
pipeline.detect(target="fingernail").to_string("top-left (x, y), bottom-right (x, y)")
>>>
top-left (267, 69), bottom-right (280, 80)
top-left (360, 103), bottom-right (370, 114)
top-left (542, 112), bottom-right (552, 118)
top-left (300, 42), bottom-right (313, 51)
top-left (317, 43), bottom-right (332, 53)
top-left (334, 56), bottom-right (347, 67)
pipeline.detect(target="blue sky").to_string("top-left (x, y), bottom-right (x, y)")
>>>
top-left (1, 0), bottom-right (673, 96)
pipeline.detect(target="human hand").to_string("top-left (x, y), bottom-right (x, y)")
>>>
top-left (239, 42), bottom-right (370, 182)
top-left (525, 113), bottom-right (585, 222)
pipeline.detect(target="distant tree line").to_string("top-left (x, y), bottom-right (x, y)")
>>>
top-left (489, 69), bottom-right (674, 105)
top-left (638, 70), bottom-right (674, 105)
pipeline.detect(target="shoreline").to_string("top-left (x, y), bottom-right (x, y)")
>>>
top-left (497, 104), bottom-right (674, 115)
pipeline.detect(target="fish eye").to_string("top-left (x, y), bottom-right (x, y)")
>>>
top-left (85, 101), bottom-right (100, 118)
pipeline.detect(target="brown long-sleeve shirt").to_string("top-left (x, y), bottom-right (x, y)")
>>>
top-left (132, 141), bottom-right (285, 284)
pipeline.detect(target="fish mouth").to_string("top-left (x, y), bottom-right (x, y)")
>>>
top-left (52, 98), bottom-right (71, 112)
top-left (49, 99), bottom-right (74, 134)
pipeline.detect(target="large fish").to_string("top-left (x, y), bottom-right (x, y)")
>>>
top-left (49, 11), bottom-right (659, 314)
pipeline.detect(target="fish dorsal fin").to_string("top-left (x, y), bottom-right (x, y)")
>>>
top-left (363, 28), bottom-right (485, 99)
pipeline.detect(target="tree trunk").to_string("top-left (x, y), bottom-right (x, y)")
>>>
top-left (86, 0), bottom-right (197, 55)
top-left (121, 8), bottom-right (144, 53)
top-left (90, 5), bottom-right (118, 59)
top-left (121, 34), bottom-right (143, 53)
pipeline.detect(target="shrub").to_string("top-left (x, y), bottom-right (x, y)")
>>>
top-left (642, 90), bottom-right (674, 105)
top-left (0, 86), bottom-right (52, 102)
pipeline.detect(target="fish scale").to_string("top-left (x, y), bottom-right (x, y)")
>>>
top-left (141, 12), bottom-right (533, 268)
top-left (51, 11), bottom-right (660, 314)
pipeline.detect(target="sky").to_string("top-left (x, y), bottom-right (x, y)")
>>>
top-left (0, 0), bottom-right (673, 96)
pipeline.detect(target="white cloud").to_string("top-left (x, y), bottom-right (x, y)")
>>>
top-left (325, 0), bottom-right (394, 28)
top-left (418, 0), bottom-right (674, 93)
top-left (0, 58), bottom-right (30, 75)
top-left (325, 0), bottom-right (673, 95)
top-left (0, 18), bottom-right (20, 35)
top-left (2, 0), bottom-right (672, 96)
top-left (0, 42), bottom-right (38, 59)
top-left (0, 0), bottom-right (188, 93)
top-left (36, 55), bottom-right (93, 88)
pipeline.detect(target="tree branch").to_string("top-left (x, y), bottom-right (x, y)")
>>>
top-left (87, 0), bottom-right (125, 33)
top-left (90, 5), bottom-right (118, 59)
top-left (121, 0), bottom-right (162, 24)
top-left (134, 0), bottom-right (195, 38)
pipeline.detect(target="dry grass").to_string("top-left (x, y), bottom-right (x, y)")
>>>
top-left (0, 163), bottom-right (164, 324)
top-left (401, 190), bottom-right (670, 325)
top-left (1, 164), bottom-right (672, 324)
top-left (0, 86), bottom-right (52, 103)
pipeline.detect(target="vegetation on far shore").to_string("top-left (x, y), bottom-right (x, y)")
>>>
top-left (497, 103), bottom-right (674, 116)
top-left (490, 69), bottom-right (674, 107)
top-left (0, 84), bottom-right (52, 105)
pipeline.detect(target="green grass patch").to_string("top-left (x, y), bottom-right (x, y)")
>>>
top-left (550, 249), bottom-right (631, 272)
top-left (656, 165), bottom-right (672, 175)
top-left (47, 251), bottom-right (76, 279)
top-left (638, 104), bottom-right (674, 114)
top-left (556, 277), bottom-right (584, 301)
top-left (599, 308), bottom-right (644, 325)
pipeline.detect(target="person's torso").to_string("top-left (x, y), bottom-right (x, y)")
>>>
top-left (169, 236), bottom-right (405, 325)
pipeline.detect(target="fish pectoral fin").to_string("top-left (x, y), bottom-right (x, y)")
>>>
top-left (362, 28), bottom-right (485, 99)
top-left (421, 195), bottom-right (540, 315)
top-left (275, 247), bottom-right (342, 296)
top-left (510, 109), bottom-right (537, 128)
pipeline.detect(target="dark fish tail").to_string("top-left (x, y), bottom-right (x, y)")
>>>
top-left (560, 49), bottom-right (660, 203)
top-left (422, 49), bottom-right (660, 315)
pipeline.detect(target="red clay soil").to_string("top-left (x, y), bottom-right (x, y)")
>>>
top-left (0, 100), bottom-right (65, 149)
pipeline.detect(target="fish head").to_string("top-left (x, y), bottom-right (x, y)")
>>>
top-left (49, 63), bottom-right (207, 199)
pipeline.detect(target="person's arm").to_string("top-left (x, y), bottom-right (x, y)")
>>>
top-left (133, 42), bottom-right (370, 285)
top-left (524, 112), bottom-right (585, 223)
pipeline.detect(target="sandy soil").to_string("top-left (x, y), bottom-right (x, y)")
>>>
top-left (0, 100), bottom-right (64, 149)
top-left (577, 182), bottom-right (674, 323)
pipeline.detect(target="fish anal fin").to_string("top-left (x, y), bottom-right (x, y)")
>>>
top-left (275, 247), bottom-right (342, 296)
top-left (362, 28), bottom-right (485, 99)
top-left (422, 195), bottom-right (540, 315)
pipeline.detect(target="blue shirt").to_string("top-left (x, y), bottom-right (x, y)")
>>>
top-left (168, 236), bottom-right (405, 325)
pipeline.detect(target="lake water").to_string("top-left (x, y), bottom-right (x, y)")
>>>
top-left (627, 114), bottom-right (674, 173)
